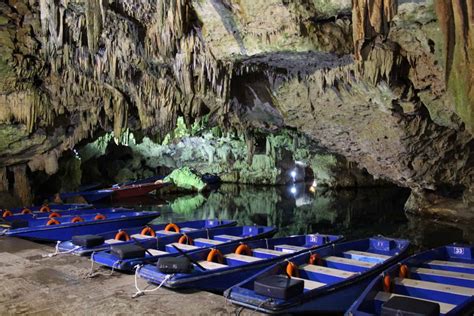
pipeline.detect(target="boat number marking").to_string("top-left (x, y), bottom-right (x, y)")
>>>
top-left (453, 247), bottom-right (465, 255)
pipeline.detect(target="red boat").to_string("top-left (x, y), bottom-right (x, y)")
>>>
top-left (111, 182), bottom-right (167, 200)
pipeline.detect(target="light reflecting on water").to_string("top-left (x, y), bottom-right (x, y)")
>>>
top-left (114, 183), bottom-right (474, 251)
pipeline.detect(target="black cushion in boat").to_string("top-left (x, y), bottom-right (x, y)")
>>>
top-left (72, 235), bottom-right (105, 247)
top-left (110, 244), bottom-right (145, 260)
top-left (157, 257), bottom-right (193, 274)
top-left (9, 219), bottom-right (29, 229)
top-left (381, 296), bottom-right (440, 316)
top-left (254, 275), bottom-right (304, 300)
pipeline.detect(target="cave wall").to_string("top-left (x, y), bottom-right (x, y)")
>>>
top-left (0, 0), bottom-right (472, 214)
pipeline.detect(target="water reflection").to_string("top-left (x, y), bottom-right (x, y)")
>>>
top-left (119, 183), bottom-right (474, 251)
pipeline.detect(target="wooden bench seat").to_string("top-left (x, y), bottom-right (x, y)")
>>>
top-left (274, 244), bottom-right (308, 253)
top-left (425, 260), bottom-right (474, 270)
top-left (344, 250), bottom-right (390, 261)
top-left (214, 234), bottom-right (242, 241)
top-left (197, 260), bottom-right (228, 270)
top-left (180, 227), bottom-right (197, 232)
top-left (131, 234), bottom-right (155, 239)
top-left (394, 277), bottom-right (474, 296)
top-left (411, 267), bottom-right (474, 281)
top-left (224, 253), bottom-right (262, 263)
top-left (104, 239), bottom-right (122, 244)
top-left (155, 230), bottom-right (179, 236)
top-left (147, 249), bottom-right (168, 256)
top-left (299, 264), bottom-right (356, 278)
top-left (253, 248), bottom-right (286, 256)
top-left (194, 238), bottom-right (223, 245)
top-left (374, 291), bottom-right (455, 314)
top-left (291, 276), bottom-right (326, 290)
top-left (324, 256), bottom-right (376, 268)
top-left (168, 243), bottom-right (199, 251)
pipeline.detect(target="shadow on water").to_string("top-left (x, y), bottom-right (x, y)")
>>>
top-left (115, 183), bottom-right (474, 251)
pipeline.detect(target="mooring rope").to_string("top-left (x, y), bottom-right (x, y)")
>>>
top-left (42, 241), bottom-right (81, 258)
top-left (132, 265), bottom-right (173, 298)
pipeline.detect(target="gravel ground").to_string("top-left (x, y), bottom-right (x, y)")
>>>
top-left (0, 237), bottom-right (256, 315)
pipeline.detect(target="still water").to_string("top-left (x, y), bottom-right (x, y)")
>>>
top-left (113, 183), bottom-right (474, 251)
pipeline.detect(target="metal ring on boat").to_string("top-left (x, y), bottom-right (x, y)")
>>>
top-left (178, 234), bottom-right (194, 245)
top-left (71, 216), bottom-right (84, 223)
top-left (48, 212), bottom-right (61, 219)
top-left (115, 230), bottom-right (130, 241)
top-left (399, 264), bottom-right (409, 278)
top-left (141, 226), bottom-right (156, 237)
top-left (21, 208), bottom-right (32, 214)
top-left (309, 253), bottom-right (322, 265)
top-left (383, 275), bottom-right (392, 292)
top-left (235, 244), bottom-right (252, 256)
top-left (40, 205), bottom-right (51, 213)
top-left (46, 218), bottom-right (60, 225)
top-left (164, 223), bottom-right (180, 233)
top-left (94, 214), bottom-right (106, 220)
top-left (286, 261), bottom-right (300, 278)
top-left (2, 210), bottom-right (13, 218)
top-left (207, 249), bottom-right (224, 264)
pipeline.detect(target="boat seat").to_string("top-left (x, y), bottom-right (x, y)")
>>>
top-left (424, 260), bottom-right (474, 271)
top-left (274, 244), bottom-right (308, 253)
top-left (343, 250), bottom-right (390, 263)
top-left (224, 253), bottom-right (262, 264)
top-left (180, 227), bottom-right (197, 232)
top-left (213, 234), bottom-right (242, 242)
top-left (166, 243), bottom-right (199, 252)
top-left (411, 267), bottom-right (474, 281)
top-left (131, 234), bottom-right (155, 239)
top-left (155, 230), bottom-right (179, 236)
top-left (253, 248), bottom-right (286, 259)
top-left (375, 291), bottom-right (455, 314)
top-left (193, 238), bottom-right (223, 246)
top-left (324, 256), bottom-right (376, 268)
top-left (290, 276), bottom-right (326, 290)
top-left (104, 239), bottom-right (123, 244)
top-left (197, 260), bottom-right (228, 270)
top-left (394, 277), bottom-right (474, 297)
top-left (299, 264), bottom-right (356, 279)
top-left (146, 249), bottom-right (168, 256)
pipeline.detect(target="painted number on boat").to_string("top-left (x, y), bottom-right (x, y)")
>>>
top-left (310, 236), bottom-right (318, 243)
top-left (453, 247), bottom-right (465, 255)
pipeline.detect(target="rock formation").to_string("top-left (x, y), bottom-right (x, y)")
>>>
top-left (0, 0), bottom-right (472, 218)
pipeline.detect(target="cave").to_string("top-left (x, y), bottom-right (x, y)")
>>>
top-left (0, 0), bottom-right (473, 313)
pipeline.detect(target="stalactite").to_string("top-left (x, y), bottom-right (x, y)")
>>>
top-left (11, 165), bottom-right (32, 205)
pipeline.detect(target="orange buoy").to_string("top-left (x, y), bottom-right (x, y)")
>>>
top-left (178, 234), bottom-right (194, 245)
top-left (141, 226), bottom-right (156, 237)
top-left (115, 230), bottom-right (130, 241)
top-left (399, 264), bottom-right (409, 278)
top-left (309, 253), bottom-right (323, 265)
top-left (164, 223), bottom-right (180, 233)
top-left (207, 249), bottom-right (224, 264)
top-left (71, 216), bottom-right (84, 223)
top-left (21, 208), bottom-right (32, 215)
top-left (286, 261), bottom-right (300, 278)
top-left (383, 275), bottom-right (392, 292)
top-left (46, 218), bottom-right (60, 225)
top-left (40, 205), bottom-right (51, 213)
top-left (2, 210), bottom-right (13, 218)
top-left (48, 212), bottom-right (61, 218)
top-left (94, 214), bottom-right (106, 220)
top-left (235, 244), bottom-right (252, 256)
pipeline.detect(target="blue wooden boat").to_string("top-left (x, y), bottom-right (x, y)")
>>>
top-left (347, 243), bottom-right (474, 316)
top-left (137, 233), bottom-right (343, 292)
top-left (2, 204), bottom-right (91, 217)
top-left (224, 236), bottom-right (410, 314)
top-left (91, 225), bottom-right (277, 271)
top-left (1, 206), bottom-right (124, 221)
top-left (0, 209), bottom-right (160, 242)
top-left (57, 219), bottom-right (237, 256)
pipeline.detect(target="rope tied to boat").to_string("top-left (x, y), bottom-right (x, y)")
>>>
top-left (84, 252), bottom-right (120, 278)
top-left (132, 264), bottom-right (173, 298)
top-left (42, 241), bottom-right (81, 258)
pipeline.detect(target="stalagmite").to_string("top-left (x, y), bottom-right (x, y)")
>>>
top-left (11, 165), bottom-right (32, 205)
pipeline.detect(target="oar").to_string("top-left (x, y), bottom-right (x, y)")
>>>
top-left (171, 244), bottom-right (207, 271)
